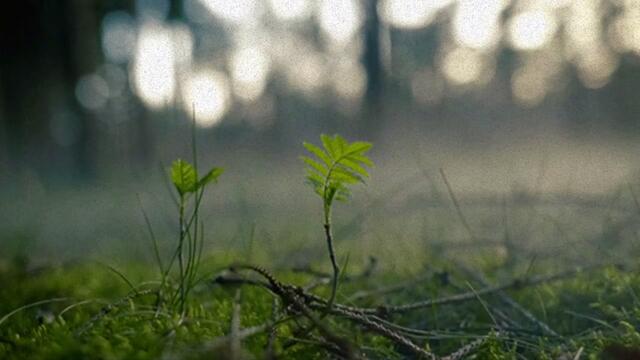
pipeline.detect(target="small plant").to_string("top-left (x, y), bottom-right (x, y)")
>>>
top-left (302, 134), bottom-right (373, 311)
top-left (168, 159), bottom-right (223, 315)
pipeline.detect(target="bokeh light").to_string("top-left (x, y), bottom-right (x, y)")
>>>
top-left (441, 47), bottom-right (485, 85)
top-left (452, 0), bottom-right (505, 50)
top-left (76, 74), bottom-right (110, 110)
top-left (576, 48), bottom-right (618, 89)
top-left (131, 22), bottom-right (176, 109)
top-left (510, 47), bottom-right (563, 106)
top-left (268, 0), bottom-right (312, 21)
top-left (508, 10), bottom-right (557, 50)
top-left (379, 0), bottom-right (452, 30)
top-left (318, 0), bottom-right (363, 45)
top-left (101, 11), bottom-right (137, 64)
top-left (564, 0), bottom-right (601, 59)
top-left (98, 0), bottom-right (640, 117)
top-left (609, 6), bottom-right (640, 55)
top-left (198, 0), bottom-right (261, 26)
top-left (171, 23), bottom-right (194, 66)
top-left (181, 70), bottom-right (231, 127)
top-left (286, 53), bottom-right (327, 97)
top-left (332, 59), bottom-right (367, 99)
top-left (229, 45), bottom-right (271, 102)
top-left (511, 68), bottom-right (547, 106)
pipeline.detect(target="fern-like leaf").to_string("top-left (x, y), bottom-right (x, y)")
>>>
top-left (302, 134), bottom-right (373, 205)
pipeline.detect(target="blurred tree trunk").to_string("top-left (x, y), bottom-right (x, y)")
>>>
top-left (169, 0), bottom-right (183, 19)
top-left (60, 0), bottom-right (101, 180)
top-left (360, 0), bottom-right (385, 138)
top-left (605, 59), bottom-right (640, 134)
top-left (0, 0), bottom-right (51, 178)
top-left (0, 0), bottom-right (103, 182)
top-left (61, 0), bottom-right (102, 178)
top-left (0, 73), bottom-right (7, 177)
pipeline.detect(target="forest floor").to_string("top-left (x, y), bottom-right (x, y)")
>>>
top-left (1, 243), bottom-right (639, 359)
top-left (2, 161), bottom-right (640, 359)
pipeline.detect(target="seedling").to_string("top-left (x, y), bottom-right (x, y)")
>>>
top-left (168, 159), bottom-right (223, 315)
top-left (302, 134), bottom-right (373, 311)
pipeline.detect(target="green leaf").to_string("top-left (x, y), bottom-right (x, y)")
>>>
top-left (303, 142), bottom-right (331, 165)
top-left (305, 171), bottom-right (324, 195)
top-left (321, 134), bottom-right (338, 158)
top-left (306, 171), bottom-right (324, 187)
top-left (198, 167), bottom-right (224, 189)
top-left (302, 134), bottom-right (374, 204)
top-left (339, 159), bottom-right (369, 178)
top-left (347, 141), bottom-right (372, 154)
top-left (348, 153), bottom-right (374, 167)
top-left (334, 134), bottom-right (348, 154)
top-left (171, 159), bottom-right (198, 195)
top-left (335, 186), bottom-right (351, 202)
top-left (325, 185), bottom-right (339, 205)
top-left (301, 156), bottom-right (327, 176)
top-left (331, 167), bottom-right (362, 184)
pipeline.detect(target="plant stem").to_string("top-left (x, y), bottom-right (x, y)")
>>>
top-left (184, 188), bottom-right (204, 302)
top-left (324, 217), bottom-right (339, 314)
top-left (177, 194), bottom-right (186, 316)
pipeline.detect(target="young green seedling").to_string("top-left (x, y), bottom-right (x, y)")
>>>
top-left (302, 134), bottom-right (373, 312)
top-left (169, 159), bottom-right (223, 316)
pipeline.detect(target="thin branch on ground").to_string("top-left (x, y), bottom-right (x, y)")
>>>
top-left (347, 270), bottom-right (436, 302)
top-left (355, 263), bottom-right (617, 315)
top-left (76, 289), bottom-right (157, 335)
top-left (455, 262), bottom-right (559, 337)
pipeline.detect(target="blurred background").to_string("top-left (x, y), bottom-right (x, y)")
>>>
top-left (2, 0), bottom-right (640, 266)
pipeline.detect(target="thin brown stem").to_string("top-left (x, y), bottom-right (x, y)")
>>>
top-left (324, 222), bottom-right (340, 314)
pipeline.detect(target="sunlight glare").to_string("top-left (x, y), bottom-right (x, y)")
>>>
top-left (520, 0), bottom-right (571, 10)
top-left (268, 0), bottom-right (312, 21)
top-left (181, 70), bottom-right (231, 127)
top-left (131, 22), bottom-right (176, 109)
top-left (379, 0), bottom-right (451, 30)
top-left (564, 0), bottom-right (600, 59)
top-left (171, 23), bottom-right (194, 66)
top-left (610, 7), bottom-right (640, 54)
top-left (564, 0), bottom-right (618, 88)
top-left (318, 0), bottom-right (363, 45)
top-left (453, 0), bottom-right (506, 50)
top-left (229, 46), bottom-right (272, 102)
top-left (508, 10), bottom-right (557, 50)
top-left (442, 48), bottom-right (484, 85)
top-left (198, 0), bottom-right (260, 26)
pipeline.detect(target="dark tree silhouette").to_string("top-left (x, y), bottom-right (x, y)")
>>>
top-left (0, 0), bottom-right (103, 181)
top-left (361, 0), bottom-right (385, 137)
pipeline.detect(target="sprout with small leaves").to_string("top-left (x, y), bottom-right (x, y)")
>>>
top-left (169, 159), bottom-right (223, 315)
top-left (302, 134), bottom-right (373, 312)
top-left (171, 159), bottom-right (223, 196)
